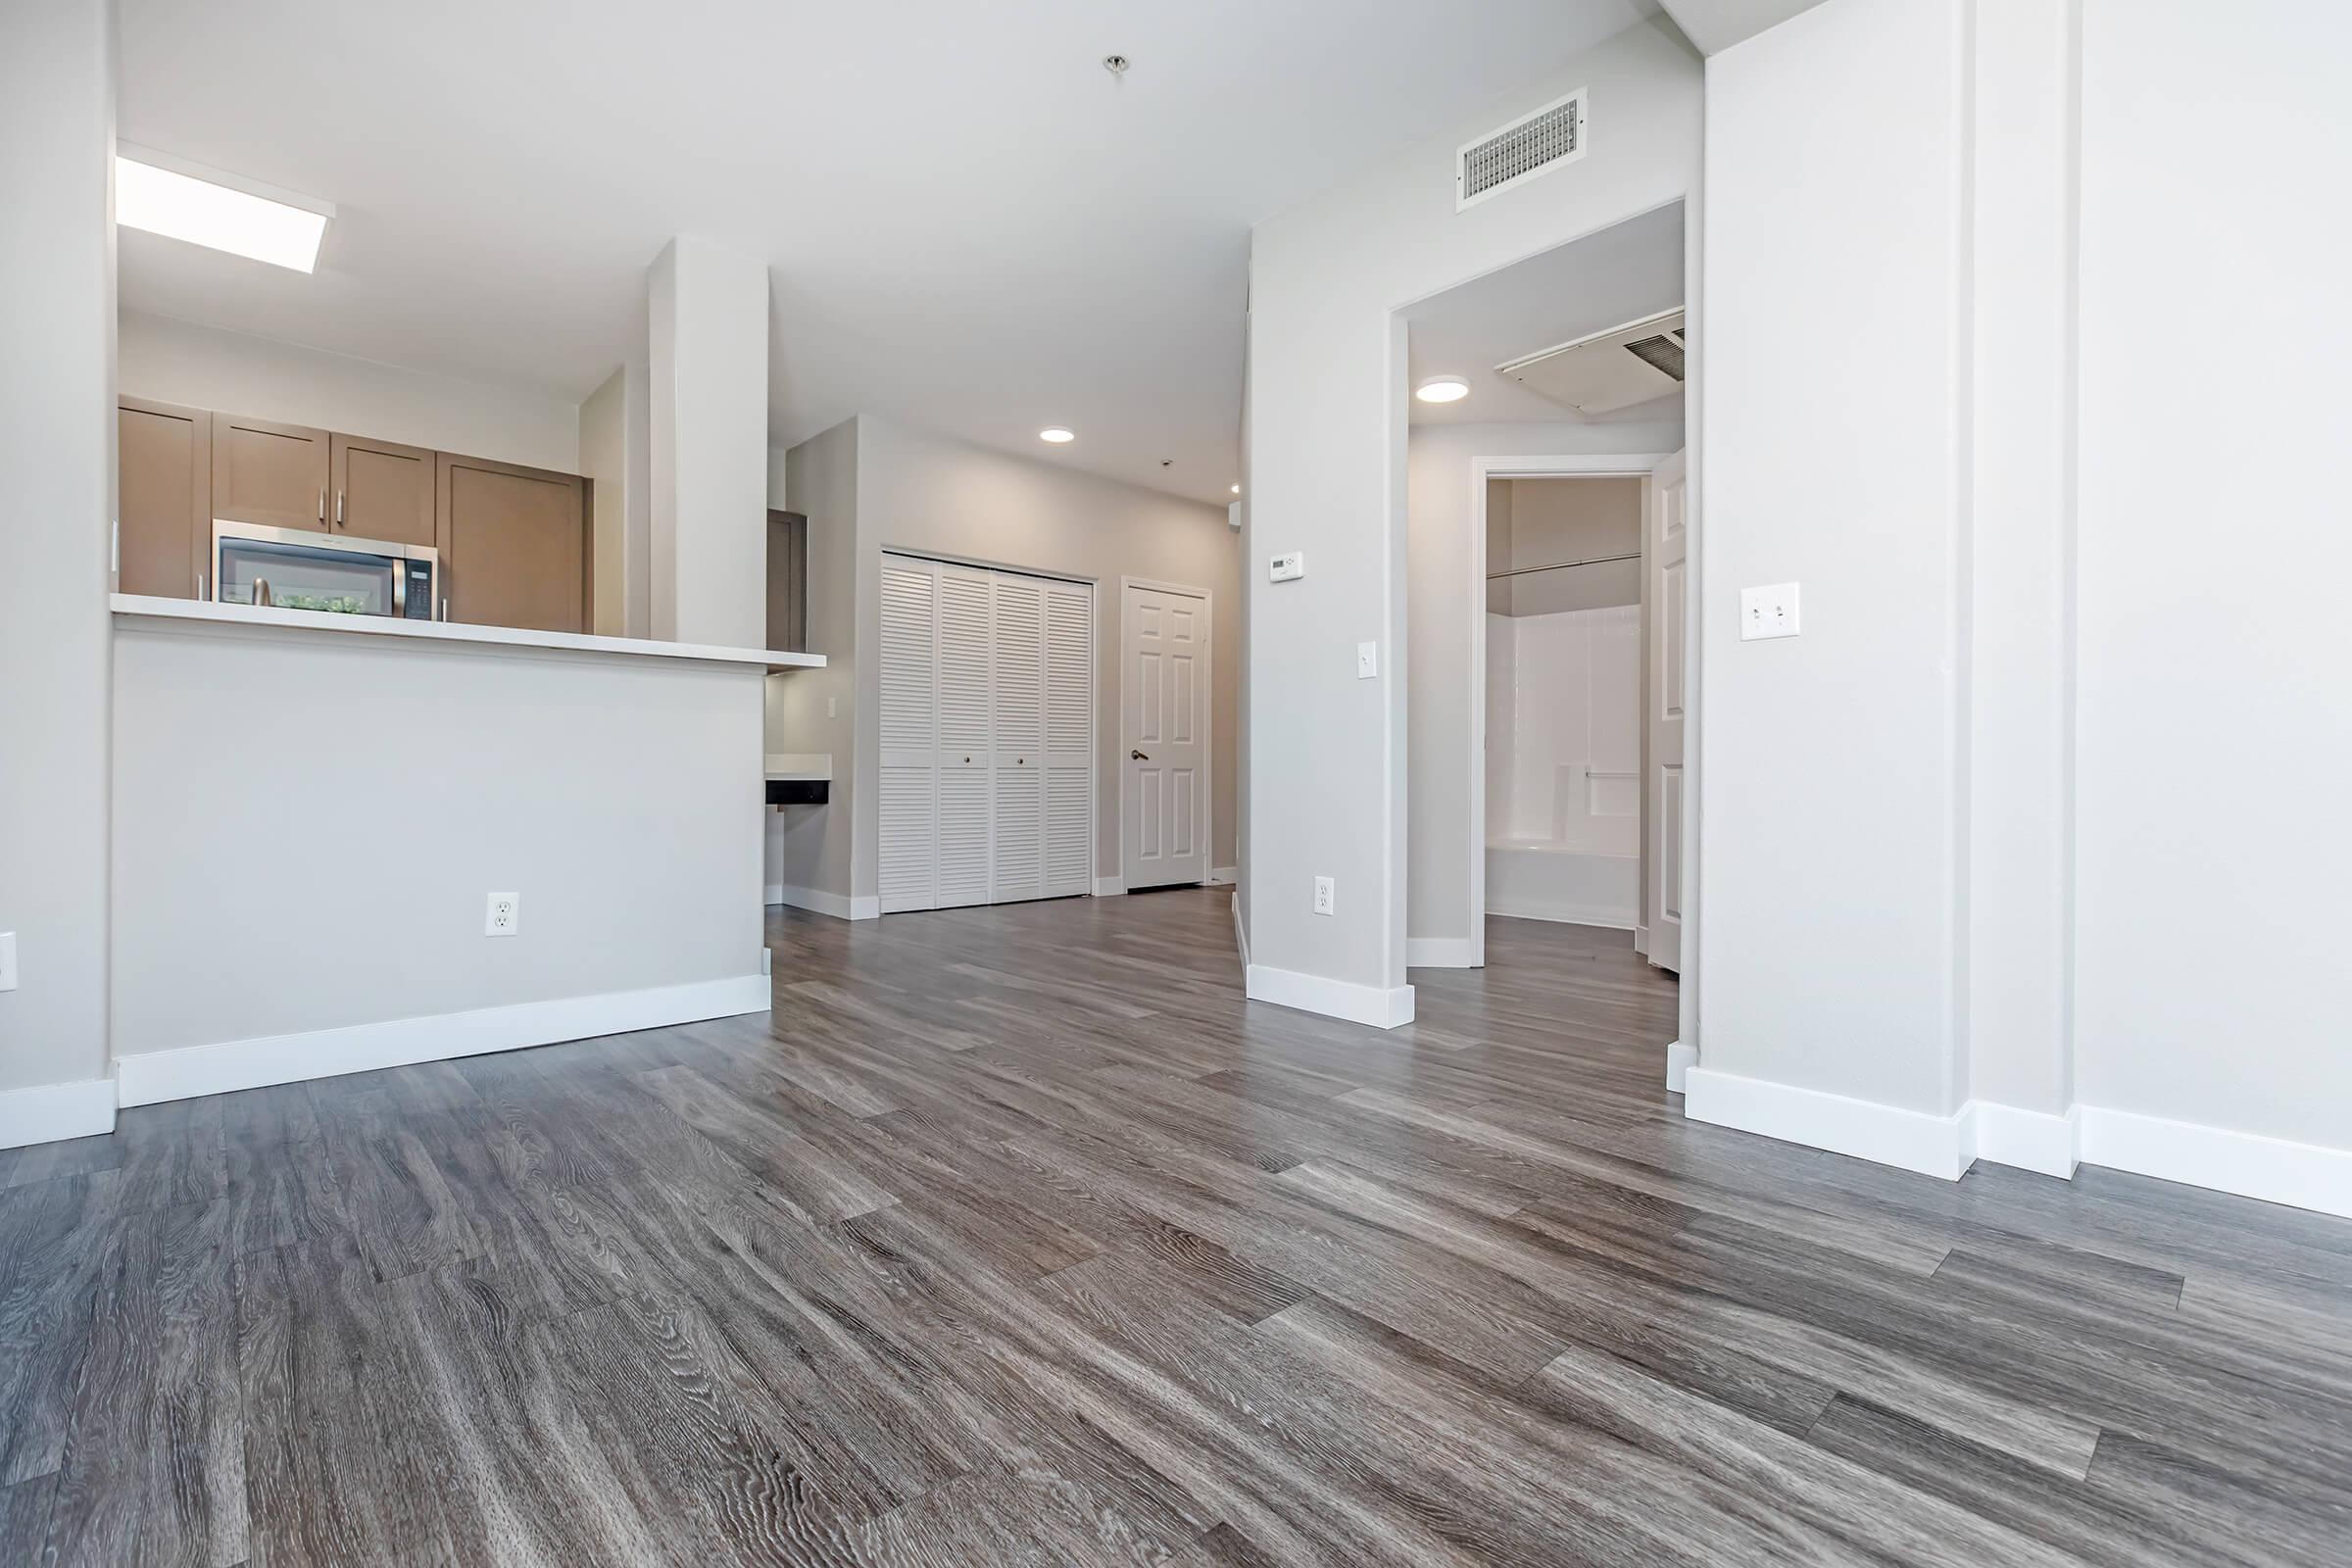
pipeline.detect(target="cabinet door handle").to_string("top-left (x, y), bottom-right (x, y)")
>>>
top-left (335, 489), bottom-right (343, 526)
top-left (318, 488), bottom-right (325, 523)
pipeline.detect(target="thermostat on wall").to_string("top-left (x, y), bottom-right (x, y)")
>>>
top-left (1268, 551), bottom-right (1305, 582)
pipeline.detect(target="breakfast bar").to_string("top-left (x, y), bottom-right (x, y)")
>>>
top-left (105, 593), bottom-right (823, 1105)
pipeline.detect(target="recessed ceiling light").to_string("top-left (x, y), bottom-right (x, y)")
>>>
top-left (1230, 484), bottom-right (1242, 495)
top-left (1415, 375), bottom-right (1471, 404)
top-left (115, 144), bottom-right (333, 273)
top-left (1039, 427), bottom-right (1075, 444)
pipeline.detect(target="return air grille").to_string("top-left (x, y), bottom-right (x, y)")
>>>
top-left (1457, 88), bottom-right (1588, 211)
top-left (1624, 333), bottom-right (1686, 381)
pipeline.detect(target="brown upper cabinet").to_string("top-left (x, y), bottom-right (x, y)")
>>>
top-left (120, 399), bottom-right (593, 628)
top-left (330, 432), bottom-right (436, 547)
top-left (117, 397), bottom-right (211, 599)
top-left (436, 453), bottom-right (589, 634)
top-left (212, 414), bottom-right (330, 532)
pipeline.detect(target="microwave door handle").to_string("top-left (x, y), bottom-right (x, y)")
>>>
top-left (392, 561), bottom-right (407, 617)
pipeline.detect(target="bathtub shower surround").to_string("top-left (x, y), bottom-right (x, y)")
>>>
top-left (1487, 601), bottom-right (1641, 926)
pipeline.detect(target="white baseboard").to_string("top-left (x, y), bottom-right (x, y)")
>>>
top-left (1094, 876), bottom-right (1127, 897)
top-left (768, 884), bottom-right (876, 921)
top-left (0, 1078), bottom-right (117, 1150)
top-left (1231, 893), bottom-right (1249, 968)
top-left (1664, 1040), bottom-right (1696, 1094)
top-left (2080, 1104), bottom-right (2352, 1220)
top-left (1681, 1071), bottom-right (2352, 1218)
top-left (1207, 865), bottom-right (1238, 886)
top-left (1245, 964), bottom-right (1415, 1030)
top-left (114, 974), bottom-right (772, 1109)
top-left (1635, 923), bottom-right (1651, 956)
top-left (1683, 1066), bottom-right (1976, 1181)
top-left (1974, 1102), bottom-right (2082, 1179)
top-left (1404, 937), bottom-right (1477, 968)
top-left (1484, 899), bottom-right (1638, 931)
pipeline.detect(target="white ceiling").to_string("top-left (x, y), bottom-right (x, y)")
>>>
top-left (116, 0), bottom-right (1662, 504)
top-left (1403, 200), bottom-right (1685, 426)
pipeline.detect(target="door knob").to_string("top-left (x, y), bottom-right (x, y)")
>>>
top-left (1131, 749), bottom-right (1149, 760)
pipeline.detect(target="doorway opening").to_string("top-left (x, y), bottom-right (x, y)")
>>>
top-left (1399, 200), bottom-right (1692, 1084)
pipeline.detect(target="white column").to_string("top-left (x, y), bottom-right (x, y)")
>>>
top-left (0, 0), bottom-right (118, 1143)
top-left (648, 235), bottom-right (768, 648)
top-left (1966, 0), bottom-right (2081, 1169)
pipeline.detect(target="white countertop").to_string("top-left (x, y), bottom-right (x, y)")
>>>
top-left (763, 753), bottom-right (833, 781)
top-left (111, 594), bottom-right (826, 673)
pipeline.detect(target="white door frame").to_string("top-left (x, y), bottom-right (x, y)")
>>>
top-left (1114, 574), bottom-right (1214, 894)
top-left (1466, 454), bottom-right (1675, 968)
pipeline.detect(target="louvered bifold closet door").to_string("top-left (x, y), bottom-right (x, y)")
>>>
top-left (1042, 579), bottom-right (1094, 898)
top-left (989, 573), bottom-right (1048, 902)
top-left (934, 564), bottom-right (997, 908)
top-left (877, 557), bottom-right (940, 913)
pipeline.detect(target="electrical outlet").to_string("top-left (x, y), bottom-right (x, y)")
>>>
top-left (1740, 582), bottom-right (1801, 641)
top-left (484, 892), bottom-right (520, 937)
top-left (0, 931), bottom-right (17, 992)
top-left (1312, 876), bottom-right (1335, 916)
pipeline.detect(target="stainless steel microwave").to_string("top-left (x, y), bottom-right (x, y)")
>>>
top-left (211, 520), bottom-right (439, 620)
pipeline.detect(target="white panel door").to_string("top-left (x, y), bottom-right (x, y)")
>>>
top-left (1645, 450), bottom-right (1689, 972)
top-left (1120, 582), bottom-right (1210, 890)
top-left (1042, 579), bottom-right (1095, 898)
top-left (876, 557), bottom-right (939, 913)
top-left (934, 564), bottom-right (996, 908)
top-left (990, 572), bottom-right (1048, 902)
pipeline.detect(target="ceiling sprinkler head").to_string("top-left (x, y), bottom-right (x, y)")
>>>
top-left (1102, 55), bottom-right (1130, 78)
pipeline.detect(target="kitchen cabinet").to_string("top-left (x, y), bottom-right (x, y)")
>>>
top-left (330, 432), bottom-right (435, 546)
top-left (212, 414), bottom-right (330, 532)
top-left (117, 397), bottom-right (211, 599)
top-left (436, 452), bottom-right (588, 633)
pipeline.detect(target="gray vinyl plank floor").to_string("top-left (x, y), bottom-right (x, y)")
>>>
top-left (2, 890), bottom-right (2346, 1565)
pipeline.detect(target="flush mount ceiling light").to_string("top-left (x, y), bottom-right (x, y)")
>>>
top-left (1230, 484), bottom-right (1242, 495)
top-left (1415, 375), bottom-right (1471, 404)
top-left (1039, 427), bottom-right (1076, 444)
top-left (116, 144), bottom-right (333, 272)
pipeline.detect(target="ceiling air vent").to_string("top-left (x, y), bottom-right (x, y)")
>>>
top-left (1457, 88), bottom-right (1588, 212)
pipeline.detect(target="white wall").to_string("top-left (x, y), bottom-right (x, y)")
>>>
top-left (118, 310), bottom-right (580, 473)
top-left (1248, 18), bottom-right (1701, 1020)
top-left (1690, 0), bottom-right (2352, 1209)
top-left (1698, 0), bottom-right (1971, 1115)
top-left (2072, 0), bottom-right (2352, 1153)
top-left (581, 367), bottom-right (628, 636)
top-left (113, 623), bottom-right (766, 1059)
top-left (0, 0), bottom-right (115, 1132)
top-left (1406, 421), bottom-right (1682, 948)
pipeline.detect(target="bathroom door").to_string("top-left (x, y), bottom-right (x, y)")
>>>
top-left (1646, 450), bottom-right (1689, 973)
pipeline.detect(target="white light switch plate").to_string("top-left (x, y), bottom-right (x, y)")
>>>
top-left (1268, 552), bottom-right (1304, 582)
top-left (0, 931), bottom-right (16, 992)
top-left (1740, 582), bottom-right (1801, 641)
top-left (1312, 876), bottom-right (1336, 916)
top-left (1355, 641), bottom-right (1379, 679)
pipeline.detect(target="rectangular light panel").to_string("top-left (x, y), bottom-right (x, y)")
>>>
top-left (115, 146), bottom-right (331, 272)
